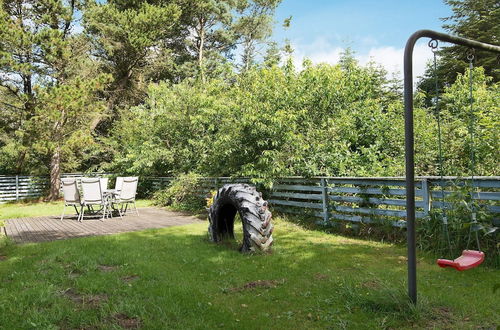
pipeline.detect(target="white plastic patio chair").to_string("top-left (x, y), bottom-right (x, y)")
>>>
top-left (114, 177), bottom-right (124, 192)
top-left (113, 177), bottom-right (139, 217)
top-left (60, 178), bottom-right (83, 221)
top-left (100, 177), bottom-right (109, 190)
top-left (80, 177), bottom-right (108, 221)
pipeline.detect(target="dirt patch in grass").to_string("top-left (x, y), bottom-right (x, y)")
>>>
top-left (0, 255), bottom-right (7, 261)
top-left (112, 313), bottom-right (142, 329)
top-left (229, 279), bottom-right (285, 292)
top-left (98, 264), bottom-right (118, 272)
top-left (122, 275), bottom-right (140, 283)
top-left (66, 267), bottom-right (84, 278)
top-left (68, 271), bottom-right (81, 279)
top-left (63, 288), bottom-right (108, 307)
top-left (314, 273), bottom-right (328, 280)
top-left (421, 306), bottom-right (455, 328)
top-left (361, 280), bottom-right (381, 289)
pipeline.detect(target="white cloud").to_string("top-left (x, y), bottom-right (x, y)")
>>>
top-left (291, 38), bottom-right (433, 83)
top-left (291, 37), bottom-right (344, 67)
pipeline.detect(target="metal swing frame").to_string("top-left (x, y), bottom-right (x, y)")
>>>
top-left (403, 30), bottom-right (500, 304)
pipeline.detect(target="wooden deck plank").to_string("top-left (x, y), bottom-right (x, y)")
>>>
top-left (8, 220), bottom-right (23, 243)
top-left (22, 217), bottom-right (47, 242)
top-left (24, 217), bottom-right (50, 242)
top-left (4, 220), bottom-right (17, 239)
top-left (38, 216), bottom-right (72, 241)
top-left (3, 207), bottom-right (203, 244)
top-left (15, 218), bottom-right (32, 243)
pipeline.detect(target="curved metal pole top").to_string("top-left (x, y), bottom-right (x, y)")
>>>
top-left (406, 29), bottom-right (500, 54)
top-left (403, 29), bottom-right (500, 305)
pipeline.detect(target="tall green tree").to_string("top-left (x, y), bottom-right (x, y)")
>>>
top-left (0, 0), bottom-right (109, 199)
top-left (440, 0), bottom-right (499, 83)
top-left (179, 0), bottom-right (238, 82)
top-left (84, 1), bottom-right (181, 129)
top-left (418, 0), bottom-right (499, 96)
top-left (233, 0), bottom-right (281, 72)
top-left (0, 0), bottom-right (48, 173)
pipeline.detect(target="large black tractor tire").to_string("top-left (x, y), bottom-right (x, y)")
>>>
top-left (208, 184), bottom-right (273, 252)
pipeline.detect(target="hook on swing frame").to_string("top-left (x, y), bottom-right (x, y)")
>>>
top-left (428, 39), bottom-right (439, 52)
top-left (466, 48), bottom-right (475, 62)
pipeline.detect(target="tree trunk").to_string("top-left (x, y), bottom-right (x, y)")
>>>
top-left (91, 71), bottom-right (131, 131)
top-left (47, 147), bottom-right (61, 201)
top-left (15, 151), bottom-right (26, 175)
top-left (197, 17), bottom-right (205, 83)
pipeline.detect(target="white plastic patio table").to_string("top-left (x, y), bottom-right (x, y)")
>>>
top-left (103, 189), bottom-right (119, 216)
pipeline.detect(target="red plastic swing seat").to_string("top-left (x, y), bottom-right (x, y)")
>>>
top-left (437, 250), bottom-right (485, 271)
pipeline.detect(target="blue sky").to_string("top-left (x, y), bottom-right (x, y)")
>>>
top-left (272, 0), bottom-right (453, 78)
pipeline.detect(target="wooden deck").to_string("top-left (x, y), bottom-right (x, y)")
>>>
top-left (2, 207), bottom-right (203, 244)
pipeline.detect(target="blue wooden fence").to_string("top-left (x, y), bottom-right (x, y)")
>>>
top-left (267, 177), bottom-right (500, 227)
top-left (145, 176), bottom-right (500, 227)
top-left (0, 175), bottom-right (49, 202)
top-left (0, 173), bottom-right (113, 202)
top-left (2, 174), bottom-right (499, 228)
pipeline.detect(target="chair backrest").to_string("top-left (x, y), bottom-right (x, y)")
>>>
top-left (81, 178), bottom-right (103, 204)
top-left (115, 177), bottom-right (124, 191)
top-left (119, 177), bottom-right (138, 201)
top-left (100, 177), bottom-right (109, 190)
top-left (61, 178), bottom-right (81, 204)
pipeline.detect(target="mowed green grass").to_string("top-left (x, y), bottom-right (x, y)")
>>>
top-left (0, 215), bottom-right (498, 329)
top-left (0, 199), bottom-right (154, 221)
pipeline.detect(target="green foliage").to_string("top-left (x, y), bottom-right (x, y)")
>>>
top-left (83, 1), bottom-right (182, 113)
top-left (0, 0), bottom-right (113, 198)
top-left (109, 56), bottom-right (414, 179)
top-left (439, 68), bottom-right (499, 176)
top-left (418, 0), bottom-right (499, 94)
top-left (233, 0), bottom-right (281, 71)
top-left (153, 173), bottom-right (205, 211)
top-left (106, 55), bottom-right (498, 180)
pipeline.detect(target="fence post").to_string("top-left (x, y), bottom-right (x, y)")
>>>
top-left (320, 178), bottom-right (329, 224)
top-left (421, 178), bottom-right (431, 215)
top-left (214, 178), bottom-right (219, 191)
top-left (15, 175), bottom-right (19, 201)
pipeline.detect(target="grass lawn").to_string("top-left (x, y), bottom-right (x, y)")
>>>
top-left (0, 199), bottom-right (154, 221)
top-left (0, 207), bottom-right (498, 328)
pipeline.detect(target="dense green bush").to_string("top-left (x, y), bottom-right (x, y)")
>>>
top-left (108, 58), bottom-right (406, 178)
top-left (152, 173), bottom-right (205, 211)
top-left (107, 58), bottom-right (498, 181)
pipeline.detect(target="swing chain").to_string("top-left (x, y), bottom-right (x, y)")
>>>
top-left (428, 39), bottom-right (453, 255)
top-left (465, 48), bottom-right (481, 252)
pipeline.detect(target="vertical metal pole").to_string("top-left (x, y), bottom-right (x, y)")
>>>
top-left (404, 36), bottom-right (417, 304)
